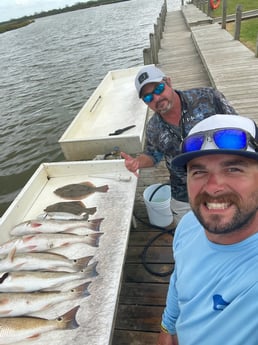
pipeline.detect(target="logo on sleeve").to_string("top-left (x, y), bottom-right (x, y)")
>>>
top-left (213, 294), bottom-right (229, 311)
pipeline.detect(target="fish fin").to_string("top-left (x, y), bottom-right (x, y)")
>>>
top-left (72, 282), bottom-right (91, 298)
top-left (23, 235), bottom-right (35, 242)
top-left (0, 296), bottom-right (10, 306)
top-left (7, 246), bottom-right (17, 262)
top-left (61, 242), bottom-right (70, 247)
top-left (83, 261), bottom-right (98, 278)
top-left (86, 207), bottom-right (97, 215)
top-left (28, 334), bottom-right (41, 339)
top-left (59, 305), bottom-right (80, 329)
top-left (87, 233), bottom-right (103, 247)
top-left (81, 181), bottom-right (95, 188)
top-left (30, 221), bottom-right (43, 228)
top-left (96, 184), bottom-right (109, 193)
top-left (73, 255), bottom-right (94, 269)
top-left (87, 218), bottom-right (104, 231)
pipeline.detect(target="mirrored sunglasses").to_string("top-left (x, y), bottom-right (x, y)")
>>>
top-left (182, 128), bottom-right (258, 153)
top-left (142, 83), bottom-right (165, 103)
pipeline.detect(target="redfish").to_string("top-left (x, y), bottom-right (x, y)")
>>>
top-left (0, 261), bottom-right (98, 292)
top-left (10, 218), bottom-right (103, 237)
top-left (0, 232), bottom-right (103, 256)
top-left (0, 250), bottom-right (93, 273)
top-left (54, 181), bottom-right (109, 200)
top-left (0, 282), bottom-right (90, 317)
top-left (0, 305), bottom-right (80, 344)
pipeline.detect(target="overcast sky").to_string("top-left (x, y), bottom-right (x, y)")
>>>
top-left (0, 0), bottom-right (91, 22)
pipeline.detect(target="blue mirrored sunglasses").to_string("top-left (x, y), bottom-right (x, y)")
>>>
top-left (142, 83), bottom-right (165, 103)
top-left (182, 128), bottom-right (258, 153)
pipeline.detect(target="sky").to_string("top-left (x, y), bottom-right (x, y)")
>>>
top-left (0, 0), bottom-right (91, 22)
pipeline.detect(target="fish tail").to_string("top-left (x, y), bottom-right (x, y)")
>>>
top-left (83, 261), bottom-right (98, 278)
top-left (86, 207), bottom-right (97, 215)
top-left (87, 218), bottom-right (104, 231)
top-left (96, 184), bottom-right (109, 193)
top-left (73, 282), bottom-right (91, 298)
top-left (86, 233), bottom-right (103, 247)
top-left (74, 255), bottom-right (94, 270)
top-left (59, 305), bottom-right (80, 330)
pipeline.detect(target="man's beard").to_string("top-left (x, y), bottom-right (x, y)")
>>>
top-left (190, 191), bottom-right (258, 235)
top-left (156, 99), bottom-right (172, 116)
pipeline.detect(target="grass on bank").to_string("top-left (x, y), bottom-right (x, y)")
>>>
top-left (0, 19), bottom-right (34, 33)
top-left (212, 0), bottom-right (258, 15)
top-left (226, 18), bottom-right (258, 51)
top-left (209, 0), bottom-right (258, 52)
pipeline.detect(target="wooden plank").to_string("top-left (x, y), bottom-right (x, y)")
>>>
top-left (126, 246), bottom-right (174, 263)
top-left (128, 230), bottom-right (174, 246)
top-left (123, 263), bottom-right (172, 284)
top-left (112, 330), bottom-right (159, 345)
top-left (118, 282), bottom-right (168, 305)
top-left (114, 305), bottom-right (164, 332)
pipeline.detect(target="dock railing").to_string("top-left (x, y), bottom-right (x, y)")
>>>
top-left (143, 0), bottom-right (167, 65)
top-left (192, 0), bottom-right (258, 57)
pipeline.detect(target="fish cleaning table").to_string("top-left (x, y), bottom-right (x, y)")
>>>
top-left (0, 160), bottom-right (137, 345)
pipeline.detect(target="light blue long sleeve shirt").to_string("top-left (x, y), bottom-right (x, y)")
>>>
top-left (162, 211), bottom-right (258, 345)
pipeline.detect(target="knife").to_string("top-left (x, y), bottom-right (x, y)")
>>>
top-left (109, 125), bottom-right (136, 136)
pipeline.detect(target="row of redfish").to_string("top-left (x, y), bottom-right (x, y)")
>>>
top-left (0, 199), bottom-right (104, 344)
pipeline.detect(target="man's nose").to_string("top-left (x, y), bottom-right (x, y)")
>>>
top-left (205, 173), bottom-right (225, 195)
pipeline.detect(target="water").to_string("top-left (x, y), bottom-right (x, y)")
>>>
top-left (0, 0), bottom-right (180, 216)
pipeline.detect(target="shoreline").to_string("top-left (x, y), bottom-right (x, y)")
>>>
top-left (0, 0), bottom-right (130, 34)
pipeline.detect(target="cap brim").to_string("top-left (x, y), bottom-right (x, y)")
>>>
top-left (172, 149), bottom-right (258, 167)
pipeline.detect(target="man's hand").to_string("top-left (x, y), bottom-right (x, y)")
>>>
top-left (120, 152), bottom-right (140, 177)
top-left (156, 331), bottom-right (178, 345)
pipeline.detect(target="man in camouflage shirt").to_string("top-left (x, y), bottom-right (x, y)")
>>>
top-left (121, 65), bottom-right (237, 223)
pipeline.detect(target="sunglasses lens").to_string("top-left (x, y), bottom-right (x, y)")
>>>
top-left (143, 94), bottom-right (153, 103)
top-left (154, 83), bottom-right (165, 95)
top-left (182, 134), bottom-right (205, 152)
top-left (142, 83), bottom-right (165, 103)
top-left (214, 129), bottom-right (247, 149)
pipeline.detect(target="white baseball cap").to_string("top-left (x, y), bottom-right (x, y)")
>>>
top-left (135, 65), bottom-right (165, 98)
top-left (172, 114), bottom-right (258, 167)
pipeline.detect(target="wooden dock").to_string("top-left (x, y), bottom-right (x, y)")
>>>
top-left (111, 4), bottom-right (258, 345)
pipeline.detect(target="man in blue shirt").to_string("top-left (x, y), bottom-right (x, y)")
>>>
top-left (156, 114), bottom-right (258, 345)
top-left (121, 65), bottom-right (237, 223)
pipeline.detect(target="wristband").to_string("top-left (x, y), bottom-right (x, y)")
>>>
top-left (161, 324), bottom-right (169, 334)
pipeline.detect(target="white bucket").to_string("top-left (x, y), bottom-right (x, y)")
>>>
top-left (143, 183), bottom-right (173, 227)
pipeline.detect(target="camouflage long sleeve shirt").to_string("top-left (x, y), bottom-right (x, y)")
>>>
top-left (144, 87), bottom-right (237, 202)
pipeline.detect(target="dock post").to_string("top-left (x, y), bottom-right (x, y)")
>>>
top-left (221, 0), bottom-right (227, 29)
top-left (143, 48), bottom-right (152, 65)
top-left (150, 33), bottom-right (159, 64)
top-left (234, 5), bottom-right (242, 41)
top-left (154, 23), bottom-right (161, 51)
top-left (256, 33), bottom-right (258, 58)
top-left (142, 0), bottom-right (166, 65)
top-left (207, 0), bottom-right (212, 17)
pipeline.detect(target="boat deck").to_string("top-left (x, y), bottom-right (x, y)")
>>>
top-left (111, 4), bottom-right (258, 345)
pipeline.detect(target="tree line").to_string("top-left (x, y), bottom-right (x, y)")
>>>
top-left (0, 0), bottom-right (130, 31)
